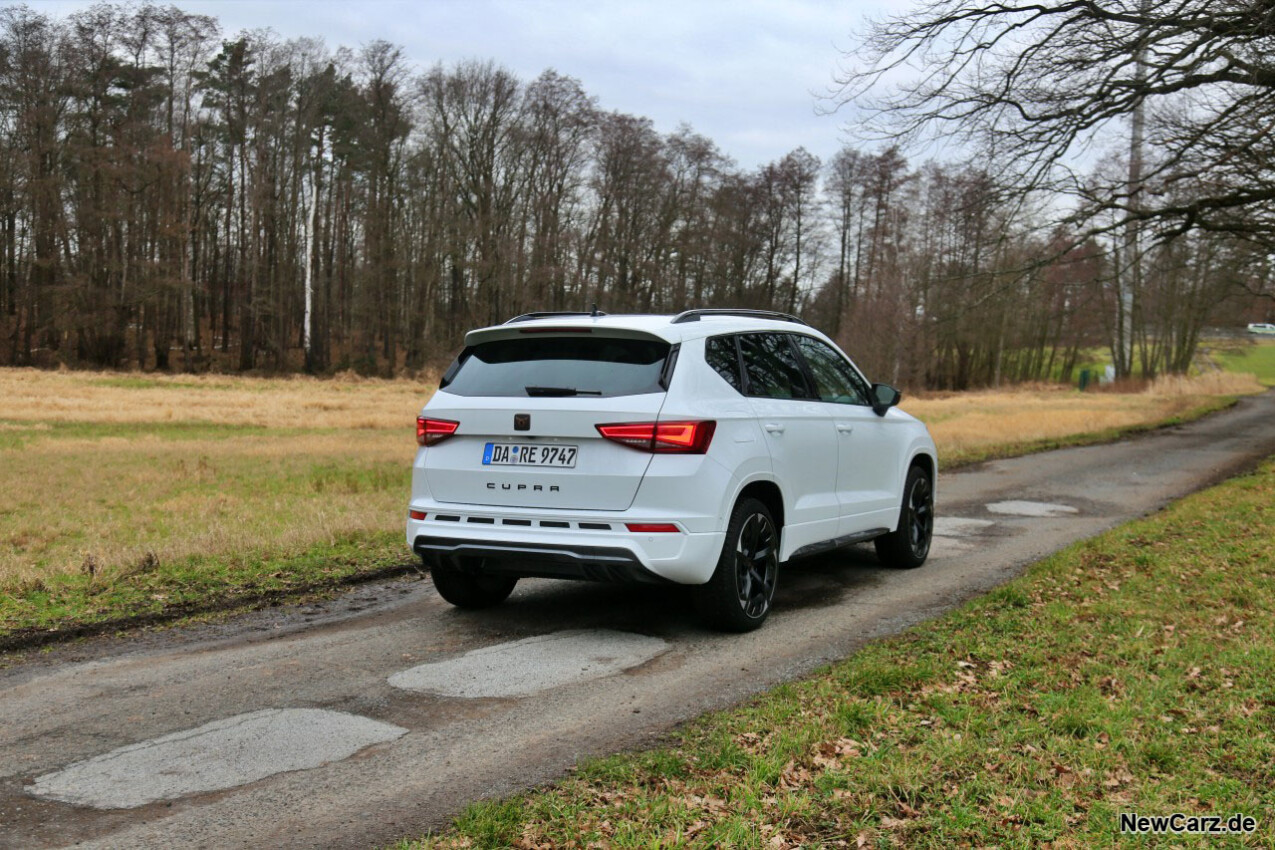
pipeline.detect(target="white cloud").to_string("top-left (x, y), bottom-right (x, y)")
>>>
top-left (36, 0), bottom-right (913, 168)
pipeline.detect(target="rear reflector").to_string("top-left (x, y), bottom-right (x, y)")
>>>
top-left (409, 510), bottom-right (427, 520)
top-left (417, 417), bottom-right (459, 447)
top-left (625, 523), bottom-right (681, 533)
top-left (596, 420), bottom-right (716, 454)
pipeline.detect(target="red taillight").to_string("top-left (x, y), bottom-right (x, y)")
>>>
top-left (409, 510), bottom-right (427, 520)
top-left (625, 523), bottom-right (681, 533)
top-left (595, 420), bottom-right (716, 454)
top-left (416, 417), bottom-right (459, 447)
top-left (595, 422), bottom-right (660, 450)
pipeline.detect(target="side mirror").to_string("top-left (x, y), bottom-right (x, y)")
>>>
top-left (871, 383), bottom-right (901, 416)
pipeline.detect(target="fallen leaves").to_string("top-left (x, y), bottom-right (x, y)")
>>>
top-left (417, 461), bottom-right (1275, 850)
top-left (1102, 767), bottom-right (1135, 789)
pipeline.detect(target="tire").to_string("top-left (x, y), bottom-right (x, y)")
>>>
top-left (874, 464), bottom-right (934, 569)
top-left (694, 497), bottom-right (780, 632)
top-left (428, 556), bottom-right (518, 609)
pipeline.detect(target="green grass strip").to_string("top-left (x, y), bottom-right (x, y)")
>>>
top-left (0, 418), bottom-right (328, 451)
top-left (401, 457), bottom-right (1275, 849)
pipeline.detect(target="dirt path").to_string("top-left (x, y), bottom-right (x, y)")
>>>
top-left (3, 391), bottom-right (1273, 850)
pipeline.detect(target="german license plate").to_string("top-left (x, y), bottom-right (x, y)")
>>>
top-left (482, 443), bottom-right (578, 468)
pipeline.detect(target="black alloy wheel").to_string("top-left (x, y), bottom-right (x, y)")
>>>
top-left (735, 511), bottom-right (778, 619)
top-left (695, 497), bottom-right (780, 631)
top-left (874, 464), bottom-right (935, 569)
top-left (905, 472), bottom-right (934, 561)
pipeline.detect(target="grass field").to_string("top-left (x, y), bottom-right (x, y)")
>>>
top-left (0, 366), bottom-right (1264, 640)
top-left (0, 369), bottom-right (431, 638)
top-left (1209, 338), bottom-right (1275, 387)
top-left (900, 371), bottom-right (1258, 467)
top-left (1035, 336), bottom-right (1275, 388)
top-left (401, 457), bottom-right (1275, 849)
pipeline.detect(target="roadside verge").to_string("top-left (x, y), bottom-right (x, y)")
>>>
top-left (401, 456), bottom-right (1274, 848)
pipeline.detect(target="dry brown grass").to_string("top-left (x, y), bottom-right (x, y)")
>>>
top-left (0, 367), bottom-right (1261, 591)
top-left (0, 367), bottom-right (438, 589)
top-left (0, 367), bottom-right (436, 429)
top-left (1140, 370), bottom-right (1264, 397)
top-left (0, 428), bottom-right (413, 588)
top-left (900, 372), bottom-right (1263, 464)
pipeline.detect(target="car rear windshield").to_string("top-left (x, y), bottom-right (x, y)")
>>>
top-left (441, 335), bottom-right (673, 398)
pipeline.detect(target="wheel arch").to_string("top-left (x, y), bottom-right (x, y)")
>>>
top-left (733, 478), bottom-right (785, 530)
top-left (908, 450), bottom-right (936, 482)
top-left (904, 449), bottom-right (937, 505)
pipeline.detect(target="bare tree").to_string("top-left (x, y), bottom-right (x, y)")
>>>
top-left (833, 0), bottom-right (1275, 246)
top-left (0, 2), bottom-right (1265, 385)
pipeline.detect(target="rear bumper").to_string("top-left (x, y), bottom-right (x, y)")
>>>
top-left (406, 508), bottom-right (725, 584)
top-left (414, 536), bottom-right (670, 584)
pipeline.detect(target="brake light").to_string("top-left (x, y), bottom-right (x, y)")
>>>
top-left (416, 417), bottom-right (459, 447)
top-left (595, 420), bottom-right (716, 453)
top-left (625, 523), bottom-right (681, 533)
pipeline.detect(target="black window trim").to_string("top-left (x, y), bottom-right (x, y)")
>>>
top-left (659, 343), bottom-right (681, 390)
top-left (784, 333), bottom-right (820, 401)
top-left (439, 351), bottom-right (468, 388)
top-left (733, 334), bottom-right (750, 395)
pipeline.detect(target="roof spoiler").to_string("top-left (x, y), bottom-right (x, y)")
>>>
top-left (505, 304), bottom-right (606, 324)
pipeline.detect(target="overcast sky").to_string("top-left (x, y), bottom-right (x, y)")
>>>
top-left (32, 0), bottom-right (908, 170)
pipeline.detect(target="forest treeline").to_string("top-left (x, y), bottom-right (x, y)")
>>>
top-left (0, 4), bottom-right (1266, 388)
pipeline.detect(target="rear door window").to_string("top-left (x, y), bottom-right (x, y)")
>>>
top-left (738, 333), bottom-right (814, 399)
top-left (442, 335), bottom-right (672, 398)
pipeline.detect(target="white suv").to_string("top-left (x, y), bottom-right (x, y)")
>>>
top-left (407, 309), bottom-right (937, 631)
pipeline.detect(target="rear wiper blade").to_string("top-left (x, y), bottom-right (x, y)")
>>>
top-left (524, 386), bottom-right (602, 397)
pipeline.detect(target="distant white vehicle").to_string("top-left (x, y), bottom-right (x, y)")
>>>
top-left (407, 309), bottom-right (938, 631)
top-left (1248, 323), bottom-right (1275, 335)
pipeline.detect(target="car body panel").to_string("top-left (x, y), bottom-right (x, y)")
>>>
top-left (830, 404), bottom-right (912, 535)
top-left (417, 393), bottom-right (664, 511)
top-left (409, 312), bottom-right (938, 587)
top-left (747, 396), bottom-right (840, 557)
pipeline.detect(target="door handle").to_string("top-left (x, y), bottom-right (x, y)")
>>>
top-left (763, 423), bottom-right (785, 434)
top-left (836, 423), bottom-right (854, 434)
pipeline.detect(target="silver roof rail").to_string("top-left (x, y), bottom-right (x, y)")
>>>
top-left (670, 308), bottom-right (808, 326)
